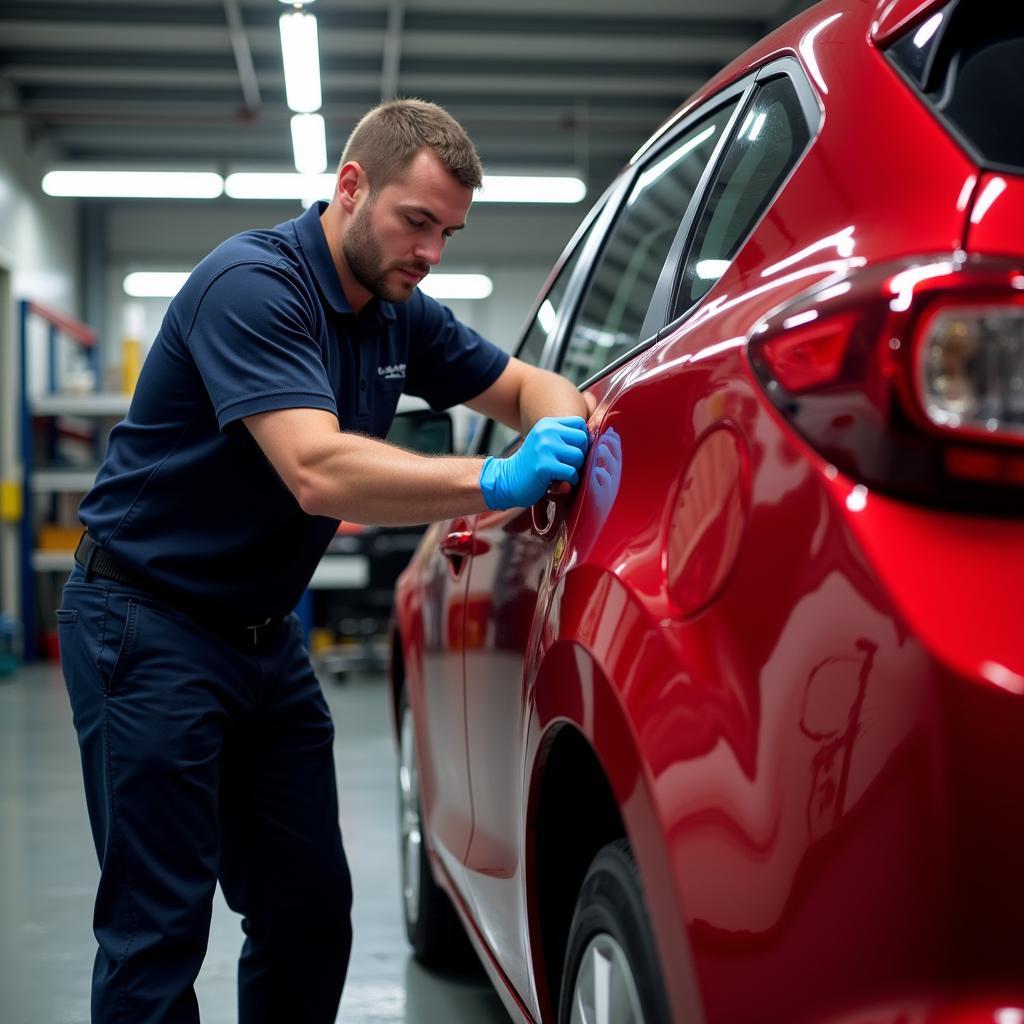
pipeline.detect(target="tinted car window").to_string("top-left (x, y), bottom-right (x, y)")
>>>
top-left (887, 3), bottom-right (1024, 171)
top-left (558, 100), bottom-right (739, 388)
top-left (676, 76), bottom-right (811, 311)
top-left (484, 223), bottom-right (594, 457)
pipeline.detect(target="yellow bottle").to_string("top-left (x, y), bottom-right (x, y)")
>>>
top-left (121, 337), bottom-right (141, 395)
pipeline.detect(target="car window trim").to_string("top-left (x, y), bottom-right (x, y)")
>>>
top-left (470, 176), bottom-right (627, 458)
top-left (551, 81), bottom-right (755, 392)
top-left (658, 55), bottom-right (824, 340)
top-left (636, 84), bottom-right (753, 346)
top-left (475, 55), bottom-right (822, 450)
top-left (536, 172), bottom-right (634, 373)
top-left (504, 176), bottom-right (616, 370)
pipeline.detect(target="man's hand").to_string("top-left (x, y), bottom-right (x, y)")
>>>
top-left (479, 416), bottom-right (590, 510)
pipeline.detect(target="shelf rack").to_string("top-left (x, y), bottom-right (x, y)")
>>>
top-left (18, 300), bottom-right (127, 661)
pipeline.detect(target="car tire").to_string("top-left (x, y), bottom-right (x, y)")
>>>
top-left (558, 839), bottom-right (672, 1024)
top-left (397, 689), bottom-right (476, 971)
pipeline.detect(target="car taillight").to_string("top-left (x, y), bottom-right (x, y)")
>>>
top-left (918, 304), bottom-right (1024, 438)
top-left (747, 254), bottom-right (1024, 511)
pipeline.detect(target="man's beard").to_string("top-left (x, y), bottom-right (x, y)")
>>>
top-left (342, 200), bottom-right (427, 304)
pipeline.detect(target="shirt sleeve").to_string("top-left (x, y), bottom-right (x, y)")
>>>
top-left (402, 291), bottom-right (510, 411)
top-left (184, 260), bottom-right (337, 432)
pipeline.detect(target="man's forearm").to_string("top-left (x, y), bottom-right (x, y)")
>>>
top-left (517, 369), bottom-right (588, 432)
top-left (301, 432), bottom-right (488, 525)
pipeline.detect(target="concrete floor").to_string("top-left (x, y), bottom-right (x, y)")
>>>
top-left (0, 661), bottom-right (510, 1023)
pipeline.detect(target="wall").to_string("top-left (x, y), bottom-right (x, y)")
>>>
top-left (102, 199), bottom-right (588, 361)
top-left (0, 81), bottom-right (81, 618)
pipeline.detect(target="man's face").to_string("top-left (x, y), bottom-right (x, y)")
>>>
top-left (342, 148), bottom-right (473, 304)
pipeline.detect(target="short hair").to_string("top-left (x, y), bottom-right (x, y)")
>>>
top-left (340, 98), bottom-right (483, 192)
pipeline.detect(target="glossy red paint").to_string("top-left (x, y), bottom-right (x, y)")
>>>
top-left (870, 0), bottom-right (949, 46)
top-left (966, 174), bottom-right (1024, 258)
top-left (392, 2), bottom-right (1024, 1021)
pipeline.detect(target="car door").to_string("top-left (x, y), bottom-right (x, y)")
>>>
top-left (415, 209), bottom-right (606, 876)
top-left (459, 93), bottom-right (745, 1000)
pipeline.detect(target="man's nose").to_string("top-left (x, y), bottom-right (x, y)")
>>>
top-left (414, 236), bottom-right (444, 266)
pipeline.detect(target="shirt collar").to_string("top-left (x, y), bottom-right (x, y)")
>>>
top-left (294, 201), bottom-right (396, 323)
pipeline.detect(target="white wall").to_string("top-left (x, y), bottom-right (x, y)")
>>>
top-left (0, 80), bottom-right (81, 617)
top-left (0, 123), bottom-right (79, 312)
top-left (102, 200), bottom-right (588, 362)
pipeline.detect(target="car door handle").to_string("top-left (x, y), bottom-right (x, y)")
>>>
top-left (440, 530), bottom-right (476, 558)
top-left (531, 480), bottom-right (574, 539)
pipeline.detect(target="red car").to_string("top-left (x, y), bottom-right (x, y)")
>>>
top-left (390, 1), bottom-right (1024, 1021)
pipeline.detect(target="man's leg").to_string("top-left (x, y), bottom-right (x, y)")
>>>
top-left (59, 575), bottom-right (245, 1023)
top-left (218, 616), bottom-right (353, 1024)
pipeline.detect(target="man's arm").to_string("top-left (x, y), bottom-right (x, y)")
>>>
top-left (244, 404), bottom-right (589, 525)
top-left (464, 356), bottom-right (588, 431)
top-left (245, 407), bottom-right (488, 525)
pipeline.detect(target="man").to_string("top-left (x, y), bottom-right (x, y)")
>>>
top-left (58, 98), bottom-right (589, 1024)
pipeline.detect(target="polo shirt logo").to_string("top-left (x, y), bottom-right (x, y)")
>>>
top-left (378, 363), bottom-right (406, 380)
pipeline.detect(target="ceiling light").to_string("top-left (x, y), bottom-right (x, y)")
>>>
top-left (476, 175), bottom-right (586, 204)
top-left (291, 113), bottom-right (328, 175)
top-left (123, 271), bottom-right (191, 297)
top-left (42, 170), bottom-right (223, 199)
top-left (225, 172), bottom-right (334, 200)
top-left (418, 274), bottom-right (493, 301)
top-left (279, 9), bottom-right (322, 113)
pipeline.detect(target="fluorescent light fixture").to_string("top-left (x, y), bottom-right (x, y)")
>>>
top-left (291, 113), bottom-right (327, 175)
top-left (279, 10), bottom-right (322, 113)
top-left (476, 175), bottom-right (586, 204)
top-left (225, 172), bottom-right (334, 200)
top-left (418, 274), bottom-right (493, 301)
top-left (123, 271), bottom-right (191, 297)
top-left (224, 171), bottom-right (584, 205)
top-left (42, 170), bottom-right (223, 199)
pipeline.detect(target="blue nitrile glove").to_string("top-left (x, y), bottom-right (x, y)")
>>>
top-left (479, 416), bottom-right (590, 511)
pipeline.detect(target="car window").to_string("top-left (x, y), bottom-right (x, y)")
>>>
top-left (484, 221), bottom-right (596, 458)
top-left (886, 2), bottom-right (1024, 173)
top-left (557, 99), bottom-right (739, 388)
top-left (675, 75), bottom-right (811, 312)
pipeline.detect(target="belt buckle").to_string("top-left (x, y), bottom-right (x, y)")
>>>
top-left (247, 617), bottom-right (273, 645)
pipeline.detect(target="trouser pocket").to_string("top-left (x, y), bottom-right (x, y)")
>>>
top-left (59, 585), bottom-right (140, 698)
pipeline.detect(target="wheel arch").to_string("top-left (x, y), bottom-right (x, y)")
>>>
top-left (523, 638), bottom-right (707, 1024)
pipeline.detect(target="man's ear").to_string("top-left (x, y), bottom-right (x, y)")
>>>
top-left (336, 161), bottom-right (364, 214)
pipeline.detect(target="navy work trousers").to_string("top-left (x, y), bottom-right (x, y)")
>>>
top-left (58, 564), bottom-right (353, 1023)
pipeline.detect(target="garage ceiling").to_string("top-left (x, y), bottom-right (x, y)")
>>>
top-left (0, 0), bottom-right (816, 198)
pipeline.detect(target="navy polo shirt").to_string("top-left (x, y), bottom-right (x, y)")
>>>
top-left (79, 201), bottom-right (509, 622)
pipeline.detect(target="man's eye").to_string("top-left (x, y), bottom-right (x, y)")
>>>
top-left (443, 231), bottom-right (453, 241)
top-left (407, 217), bottom-right (425, 228)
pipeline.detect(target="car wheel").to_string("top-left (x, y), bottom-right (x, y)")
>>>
top-left (397, 689), bottom-right (475, 970)
top-left (559, 840), bottom-right (671, 1024)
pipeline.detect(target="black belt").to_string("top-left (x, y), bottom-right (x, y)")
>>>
top-left (73, 532), bottom-right (285, 647)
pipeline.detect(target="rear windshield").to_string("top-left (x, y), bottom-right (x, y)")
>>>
top-left (886, 3), bottom-right (1024, 172)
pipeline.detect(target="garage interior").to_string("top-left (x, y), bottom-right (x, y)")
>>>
top-left (0, 1), bottom-right (813, 1020)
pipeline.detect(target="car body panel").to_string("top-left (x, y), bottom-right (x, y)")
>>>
top-left (965, 172), bottom-right (1024, 258)
top-left (393, 1), bottom-right (1024, 1021)
top-left (869, 0), bottom-right (951, 47)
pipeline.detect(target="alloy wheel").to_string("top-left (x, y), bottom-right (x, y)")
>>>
top-left (569, 932), bottom-right (646, 1024)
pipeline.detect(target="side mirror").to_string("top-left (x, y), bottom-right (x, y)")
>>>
top-left (386, 409), bottom-right (454, 455)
